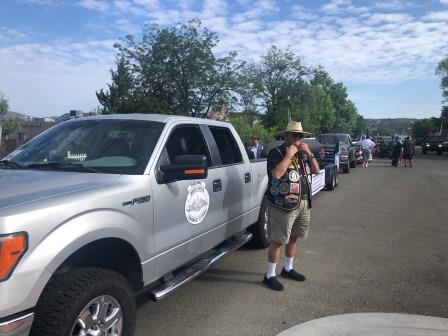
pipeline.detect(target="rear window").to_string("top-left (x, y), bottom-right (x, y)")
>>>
top-left (209, 127), bottom-right (243, 165)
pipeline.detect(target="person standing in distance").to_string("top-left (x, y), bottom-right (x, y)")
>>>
top-left (263, 121), bottom-right (320, 291)
top-left (391, 137), bottom-right (403, 167)
top-left (250, 137), bottom-right (264, 159)
top-left (357, 135), bottom-right (376, 168)
top-left (402, 136), bottom-right (415, 167)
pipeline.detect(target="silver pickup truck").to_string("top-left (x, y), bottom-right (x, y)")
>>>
top-left (0, 115), bottom-right (271, 336)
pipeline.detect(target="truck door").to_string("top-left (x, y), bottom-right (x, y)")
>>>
top-left (150, 124), bottom-right (225, 275)
top-left (206, 126), bottom-right (253, 231)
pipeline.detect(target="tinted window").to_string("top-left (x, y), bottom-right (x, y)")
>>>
top-left (209, 127), bottom-right (243, 165)
top-left (165, 125), bottom-right (211, 165)
top-left (8, 119), bottom-right (164, 175)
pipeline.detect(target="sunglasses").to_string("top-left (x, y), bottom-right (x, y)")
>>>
top-left (289, 133), bottom-right (304, 139)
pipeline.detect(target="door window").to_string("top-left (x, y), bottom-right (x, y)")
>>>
top-left (164, 125), bottom-right (211, 165)
top-left (209, 127), bottom-right (243, 165)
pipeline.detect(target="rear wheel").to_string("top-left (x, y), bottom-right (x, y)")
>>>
top-left (248, 196), bottom-right (270, 248)
top-left (342, 164), bottom-right (350, 174)
top-left (31, 267), bottom-right (136, 336)
top-left (350, 159), bottom-right (356, 168)
top-left (422, 149), bottom-right (427, 154)
top-left (326, 170), bottom-right (335, 191)
top-left (437, 150), bottom-right (442, 155)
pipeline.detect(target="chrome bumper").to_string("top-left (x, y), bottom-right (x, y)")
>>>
top-left (0, 312), bottom-right (33, 336)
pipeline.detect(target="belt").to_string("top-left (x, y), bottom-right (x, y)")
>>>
top-left (301, 194), bottom-right (309, 200)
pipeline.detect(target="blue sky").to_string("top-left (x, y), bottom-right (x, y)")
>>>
top-left (0, 0), bottom-right (447, 119)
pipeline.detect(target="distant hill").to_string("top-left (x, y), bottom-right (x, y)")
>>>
top-left (366, 118), bottom-right (417, 134)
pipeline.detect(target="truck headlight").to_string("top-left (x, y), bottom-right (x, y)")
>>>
top-left (438, 144), bottom-right (442, 147)
top-left (426, 144), bottom-right (430, 147)
top-left (0, 233), bottom-right (27, 281)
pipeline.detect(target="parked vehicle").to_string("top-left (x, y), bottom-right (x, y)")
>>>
top-left (317, 133), bottom-right (356, 174)
top-left (422, 135), bottom-right (444, 155)
top-left (1, 114), bottom-right (276, 336)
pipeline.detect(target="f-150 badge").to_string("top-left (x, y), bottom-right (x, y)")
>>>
top-left (185, 181), bottom-right (210, 224)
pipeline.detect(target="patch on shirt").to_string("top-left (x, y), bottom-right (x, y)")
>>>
top-left (279, 183), bottom-right (289, 195)
top-left (271, 179), bottom-right (280, 186)
top-left (270, 186), bottom-right (279, 196)
top-left (285, 195), bottom-right (299, 204)
top-left (290, 183), bottom-right (300, 193)
top-left (289, 170), bottom-right (300, 182)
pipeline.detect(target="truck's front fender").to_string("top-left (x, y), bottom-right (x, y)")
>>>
top-left (15, 209), bottom-right (150, 274)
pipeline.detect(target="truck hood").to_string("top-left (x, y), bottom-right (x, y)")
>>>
top-left (0, 169), bottom-right (119, 210)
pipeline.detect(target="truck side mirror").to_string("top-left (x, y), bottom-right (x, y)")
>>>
top-left (160, 155), bottom-right (208, 183)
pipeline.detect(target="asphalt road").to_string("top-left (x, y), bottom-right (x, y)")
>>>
top-left (135, 148), bottom-right (448, 336)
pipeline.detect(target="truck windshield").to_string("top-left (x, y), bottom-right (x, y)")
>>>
top-left (319, 134), bottom-right (348, 145)
top-left (425, 136), bottom-right (443, 142)
top-left (4, 119), bottom-right (165, 174)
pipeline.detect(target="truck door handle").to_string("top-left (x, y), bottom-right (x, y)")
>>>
top-left (245, 173), bottom-right (251, 183)
top-left (213, 179), bottom-right (222, 192)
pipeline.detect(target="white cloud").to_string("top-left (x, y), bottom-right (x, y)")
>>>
top-left (375, 0), bottom-right (405, 10)
top-left (0, 40), bottom-right (116, 116)
top-left (440, 0), bottom-right (448, 5)
top-left (75, 0), bottom-right (110, 13)
top-left (423, 10), bottom-right (448, 21)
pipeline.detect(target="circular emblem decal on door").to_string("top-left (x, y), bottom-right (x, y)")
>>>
top-left (185, 181), bottom-right (210, 224)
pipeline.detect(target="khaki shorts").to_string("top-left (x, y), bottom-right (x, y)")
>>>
top-left (362, 149), bottom-right (371, 160)
top-left (267, 200), bottom-right (310, 244)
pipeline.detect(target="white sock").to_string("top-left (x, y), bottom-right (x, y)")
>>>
top-left (266, 262), bottom-right (277, 279)
top-left (284, 257), bottom-right (294, 271)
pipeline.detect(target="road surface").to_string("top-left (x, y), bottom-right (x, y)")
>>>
top-left (135, 149), bottom-right (448, 336)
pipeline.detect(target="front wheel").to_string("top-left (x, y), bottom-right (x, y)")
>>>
top-left (342, 164), bottom-right (350, 174)
top-left (248, 196), bottom-right (271, 249)
top-left (437, 150), bottom-right (442, 155)
top-left (31, 267), bottom-right (136, 336)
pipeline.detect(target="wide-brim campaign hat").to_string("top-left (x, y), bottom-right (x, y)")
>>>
top-left (285, 121), bottom-right (310, 135)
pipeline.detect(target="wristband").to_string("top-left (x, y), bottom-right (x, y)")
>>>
top-left (307, 153), bottom-right (315, 160)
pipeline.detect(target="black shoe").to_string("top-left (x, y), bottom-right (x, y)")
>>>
top-left (263, 275), bottom-right (284, 291)
top-left (281, 268), bottom-right (306, 282)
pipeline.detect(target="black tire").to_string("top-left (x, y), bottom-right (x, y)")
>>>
top-left (350, 159), bottom-right (356, 168)
top-left (31, 267), bottom-right (136, 336)
top-left (437, 150), bottom-right (442, 155)
top-left (334, 169), bottom-right (339, 187)
top-left (326, 171), bottom-right (335, 190)
top-left (422, 149), bottom-right (427, 154)
top-left (248, 196), bottom-right (270, 249)
top-left (342, 164), bottom-right (350, 174)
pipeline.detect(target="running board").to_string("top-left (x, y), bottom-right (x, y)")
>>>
top-left (149, 232), bottom-right (253, 301)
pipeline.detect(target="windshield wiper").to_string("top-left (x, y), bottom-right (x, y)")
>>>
top-left (0, 160), bottom-right (25, 169)
top-left (26, 162), bottom-right (102, 173)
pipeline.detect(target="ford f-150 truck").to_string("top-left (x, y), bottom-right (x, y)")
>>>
top-left (0, 114), bottom-right (323, 336)
top-left (0, 115), bottom-right (272, 336)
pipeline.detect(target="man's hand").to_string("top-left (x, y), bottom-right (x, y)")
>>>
top-left (286, 144), bottom-right (299, 158)
top-left (294, 142), bottom-right (312, 156)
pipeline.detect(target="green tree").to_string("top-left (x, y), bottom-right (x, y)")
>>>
top-left (412, 118), bottom-right (441, 138)
top-left (229, 115), bottom-right (276, 145)
top-left (0, 91), bottom-right (8, 117)
top-left (436, 56), bottom-right (448, 104)
top-left (96, 56), bottom-right (135, 114)
top-left (243, 46), bottom-right (308, 128)
top-left (100, 21), bottom-right (242, 117)
top-left (311, 68), bottom-right (359, 133)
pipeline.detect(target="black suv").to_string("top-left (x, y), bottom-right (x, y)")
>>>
top-left (318, 133), bottom-right (356, 173)
top-left (423, 135), bottom-right (444, 155)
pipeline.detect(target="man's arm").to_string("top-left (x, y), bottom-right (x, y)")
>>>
top-left (271, 146), bottom-right (298, 180)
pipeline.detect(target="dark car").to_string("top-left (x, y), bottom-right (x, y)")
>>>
top-left (317, 133), bottom-right (356, 173)
top-left (422, 135), bottom-right (444, 155)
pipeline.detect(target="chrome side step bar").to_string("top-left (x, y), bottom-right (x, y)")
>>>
top-left (149, 232), bottom-right (253, 301)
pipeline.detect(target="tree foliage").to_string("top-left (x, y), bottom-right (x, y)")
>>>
top-left (98, 22), bottom-right (364, 137)
top-left (229, 115), bottom-right (276, 145)
top-left (0, 91), bottom-right (8, 118)
top-left (436, 56), bottom-right (448, 105)
top-left (412, 118), bottom-right (445, 138)
top-left (97, 21), bottom-right (242, 118)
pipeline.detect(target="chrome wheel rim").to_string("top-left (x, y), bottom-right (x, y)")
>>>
top-left (71, 295), bottom-right (123, 336)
